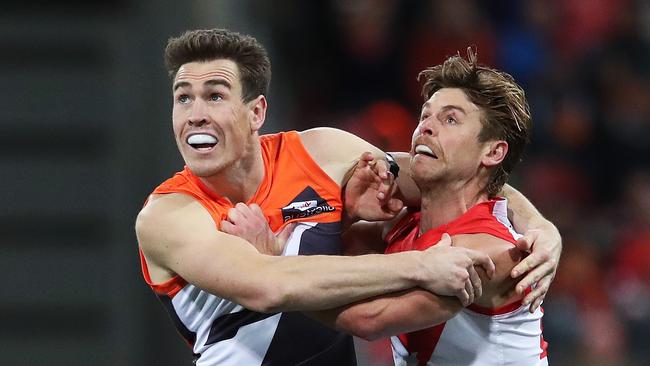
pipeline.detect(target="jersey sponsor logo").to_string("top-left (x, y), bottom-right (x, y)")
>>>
top-left (281, 186), bottom-right (335, 222)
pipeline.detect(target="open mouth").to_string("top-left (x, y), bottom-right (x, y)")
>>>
top-left (187, 133), bottom-right (218, 151)
top-left (414, 144), bottom-right (438, 159)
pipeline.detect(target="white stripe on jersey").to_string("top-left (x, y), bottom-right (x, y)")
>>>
top-left (390, 199), bottom-right (547, 366)
top-left (167, 221), bottom-right (347, 366)
top-left (196, 314), bottom-right (282, 366)
top-left (282, 222), bottom-right (317, 256)
top-left (492, 199), bottom-right (523, 241)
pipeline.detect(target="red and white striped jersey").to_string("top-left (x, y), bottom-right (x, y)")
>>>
top-left (385, 199), bottom-right (549, 366)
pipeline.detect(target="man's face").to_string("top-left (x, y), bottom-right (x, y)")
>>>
top-left (410, 87), bottom-right (489, 187)
top-left (172, 59), bottom-right (253, 177)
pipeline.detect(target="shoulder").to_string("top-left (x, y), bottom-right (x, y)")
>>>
top-left (298, 127), bottom-right (385, 185)
top-left (453, 233), bottom-right (523, 306)
top-left (137, 193), bottom-right (202, 227)
top-left (298, 127), bottom-right (354, 143)
top-left (299, 127), bottom-right (384, 162)
top-left (452, 233), bottom-right (519, 258)
top-left (136, 193), bottom-right (217, 260)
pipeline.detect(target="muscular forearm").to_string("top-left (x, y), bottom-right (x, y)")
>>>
top-left (309, 289), bottom-right (461, 341)
top-left (252, 251), bottom-right (429, 313)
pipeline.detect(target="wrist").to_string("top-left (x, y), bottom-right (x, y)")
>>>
top-left (384, 152), bottom-right (400, 179)
top-left (531, 218), bottom-right (559, 236)
top-left (398, 250), bottom-right (427, 287)
top-left (341, 211), bottom-right (359, 231)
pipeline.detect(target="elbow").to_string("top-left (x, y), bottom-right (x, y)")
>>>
top-left (344, 319), bottom-right (386, 341)
top-left (241, 281), bottom-right (295, 314)
top-left (337, 309), bottom-right (387, 341)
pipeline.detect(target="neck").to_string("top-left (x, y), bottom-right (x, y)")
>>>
top-left (199, 140), bottom-right (265, 204)
top-left (418, 177), bottom-right (489, 234)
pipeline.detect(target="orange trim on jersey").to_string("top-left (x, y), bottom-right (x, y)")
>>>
top-left (138, 131), bottom-right (344, 297)
top-left (282, 131), bottom-right (342, 201)
top-left (139, 249), bottom-right (187, 298)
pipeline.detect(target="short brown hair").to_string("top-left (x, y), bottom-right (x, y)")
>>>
top-left (418, 48), bottom-right (531, 197)
top-left (164, 29), bottom-right (271, 102)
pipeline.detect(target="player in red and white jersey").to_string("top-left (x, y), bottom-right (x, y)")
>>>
top-left (383, 199), bottom-right (547, 366)
top-left (306, 49), bottom-right (549, 365)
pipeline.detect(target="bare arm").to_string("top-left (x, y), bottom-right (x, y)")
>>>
top-left (310, 290), bottom-right (461, 341)
top-left (311, 233), bottom-right (523, 340)
top-left (300, 129), bottom-right (415, 221)
top-left (136, 193), bottom-right (481, 313)
top-left (222, 204), bottom-right (495, 306)
top-left (325, 141), bottom-right (558, 312)
top-left (500, 184), bottom-right (562, 311)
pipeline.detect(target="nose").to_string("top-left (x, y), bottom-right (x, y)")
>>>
top-left (418, 118), bottom-right (437, 137)
top-left (188, 99), bottom-right (209, 127)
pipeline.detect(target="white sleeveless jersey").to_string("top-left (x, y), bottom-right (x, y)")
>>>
top-left (385, 199), bottom-right (549, 366)
top-left (390, 305), bottom-right (547, 366)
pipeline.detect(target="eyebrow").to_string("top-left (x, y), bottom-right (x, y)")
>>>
top-left (421, 102), bottom-right (468, 116)
top-left (439, 105), bottom-right (467, 115)
top-left (173, 79), bottom-right (232, 91)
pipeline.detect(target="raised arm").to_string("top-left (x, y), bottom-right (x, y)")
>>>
top-left (300, 128), bottom-right (416, 222)
top-left (136, 193), bottom-right (489, 313)
top-left (500, 184), bottom-right (562, 311)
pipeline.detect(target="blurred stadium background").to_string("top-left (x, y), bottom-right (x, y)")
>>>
top-left (2, 0), bottom-right (649, 365)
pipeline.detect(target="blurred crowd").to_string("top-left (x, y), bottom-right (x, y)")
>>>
top-left (260, 1), bottom-right (650, 365)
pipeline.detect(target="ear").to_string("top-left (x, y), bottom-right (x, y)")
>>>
top-left (481, 140), bottom-right (508, 167)
top-left (248, 95), bottom-right (267, 133)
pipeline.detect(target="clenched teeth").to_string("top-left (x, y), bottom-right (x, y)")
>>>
top-left (187, 134), bottom-right (217, 145)
top-left (415, 144), bottom-right (437, 158)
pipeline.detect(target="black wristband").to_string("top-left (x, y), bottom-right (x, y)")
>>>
top-left (385, 153), bottom-right (399, 179)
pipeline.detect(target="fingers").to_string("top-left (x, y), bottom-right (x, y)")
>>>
top-left (511, 246), bottom-right (551, 279)
top-left (278, 223), bottom-right (296, 241)
top-left (375, 158), bottom-right (390, 180)
top-left (272, 222), bottom-right (296, 255)
top-left (375, 160), bottom-right (393, 201)
top-left (527, 278), bottom-right (551, 313)
top-left (515, 231), bottom-right (538, 252)
top-left (229, 202), bottom-right (251, 221)
top-left (464, 278), bottom-right (475, 306)
top-left (220, 220), bottom-right (236, 235)
top-left (227, 207), bottom-right (241, 223)
top-left (356, 151), bottom-right (374, 170)
top-left (522, 273), bottom-right (553, 310)
top-left (457, 289), bottom-right (470, 307)
top-left (236, 202), bottom-right (253, 216)
top-left (436, 233), bottom-right (452, 247)
top-left (386, 198), bottom-right (404, 215)
top-left (514, 261), bottom-right (553, 295)
top-left (466, 250), bottom-right (495, 280)
top-left (249, 203), bottom-right (266, 219)
top-left (468, 265), bottom-right (482, 299)
top-left (360, 151), bottom-right (375, 162)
